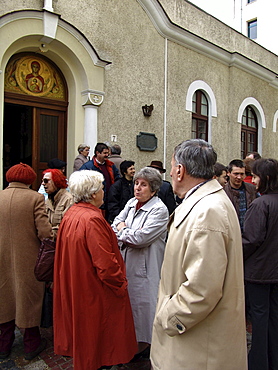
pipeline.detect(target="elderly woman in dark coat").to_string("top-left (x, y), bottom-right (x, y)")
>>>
top-left (0, 163), bottom-right (52, 360)
top-left (242, 158), bottom-right (278, 370)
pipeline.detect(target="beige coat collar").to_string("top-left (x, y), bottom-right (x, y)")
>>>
top-left (173, 179), bottom-right (222, 228)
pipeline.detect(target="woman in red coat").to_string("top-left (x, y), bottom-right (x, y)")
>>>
top-left (53, 170), bottom-right (137, 370)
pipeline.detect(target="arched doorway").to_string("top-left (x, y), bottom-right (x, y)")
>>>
top-left (3, 53), bottom-right (68, 190)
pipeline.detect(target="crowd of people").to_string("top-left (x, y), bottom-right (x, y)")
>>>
top-left (0, 141), bottom-right (277, 370)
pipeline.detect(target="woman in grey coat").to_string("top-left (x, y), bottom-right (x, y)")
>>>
top-left (112, 167), bottom-right (169, 358)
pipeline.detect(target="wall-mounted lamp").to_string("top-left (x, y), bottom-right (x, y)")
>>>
top-left (142, 104), bottom-right (154, 117)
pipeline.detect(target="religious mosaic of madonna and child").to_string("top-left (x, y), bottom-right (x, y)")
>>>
top-left (4, 54), bottom-right (67, 100)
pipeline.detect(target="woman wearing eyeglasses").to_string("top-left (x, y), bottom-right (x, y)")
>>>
top-left (42, 169), bottom-right (73, 240)
top-left (40, 169), bottom-right (73, 328)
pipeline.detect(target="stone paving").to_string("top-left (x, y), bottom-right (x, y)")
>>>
top-left (0, 326), bottom-right (73, 370)
top-left (0, 327), bottom-right (151, 370)
top-left (0, 323), bottom-right (252, 369)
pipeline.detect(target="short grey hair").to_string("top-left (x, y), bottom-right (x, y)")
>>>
top-left (77, 143), bottom-right (90, 153)
top-left (111, 144), bottom-right (121, 155)
top-left (174, 139), bottom-right (217, 180)
top-left (69, 170), bottom-right (103, 203)
top-left (133, 167), bottom-right (162, 195)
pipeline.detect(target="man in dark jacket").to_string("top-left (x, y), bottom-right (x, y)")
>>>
top-left (107, 160), bottom-right (135, 223)
top-left (224, 159), bottom-right (257, 232)
top-left (80, 142), bottom-right (120, 219)
top-left (148, 160), bottom-right (177, 215)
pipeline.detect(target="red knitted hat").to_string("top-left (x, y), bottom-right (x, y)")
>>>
top-left (6, 163), bottom-right (37, 185)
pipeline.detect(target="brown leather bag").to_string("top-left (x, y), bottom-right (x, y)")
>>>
top-left (34, 238), bottom-right (56, 282)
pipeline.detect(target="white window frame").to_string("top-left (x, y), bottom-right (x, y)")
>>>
top-left (186, 80), bottom-right (217, 144)
top-left (237, 97), bottom-right (265, 155)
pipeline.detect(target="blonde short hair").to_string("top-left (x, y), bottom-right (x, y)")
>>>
top-left (69, 170), bottom-right (104, 203)
top-left (77, 143), bottom-right (90, 153)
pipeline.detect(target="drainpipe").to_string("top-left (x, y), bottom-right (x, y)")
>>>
top-left (241, 0), bottom-right (243, 33)
top-left (43, 0), bottom-right (53, 12)
top-left (163, 37), bottom-right (168, 179)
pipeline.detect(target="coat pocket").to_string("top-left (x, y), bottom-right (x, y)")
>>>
top-left (126, 248), bottom-right (147, 278)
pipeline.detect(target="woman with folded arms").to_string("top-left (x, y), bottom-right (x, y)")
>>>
top-left (112, 167), bottom-right (169, 360)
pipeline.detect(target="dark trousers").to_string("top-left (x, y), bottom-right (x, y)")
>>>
top-left (0, 319), bottom-right (41, 354)
top-left (245, 282), bottom-right (278, 370)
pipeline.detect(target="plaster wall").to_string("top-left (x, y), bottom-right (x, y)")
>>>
top-left (160, 0), bottom-right (278, 73)
top-left (50, 0), bottom-right (167, 169)
top-left (0, 0), bottom-right (41, 15)
top-left (1, 0), bottom-right (278, 180)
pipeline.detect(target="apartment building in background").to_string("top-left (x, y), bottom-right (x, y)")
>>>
top-left (189, 0), bottom-right (278, 55)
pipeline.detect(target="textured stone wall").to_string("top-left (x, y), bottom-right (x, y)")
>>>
top-left (1, 0), bottom-right (278, 176)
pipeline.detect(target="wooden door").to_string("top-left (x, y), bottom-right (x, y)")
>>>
top-left (3, 98), bottom-right (67, 190)
top-left (3, 53), bottom-right (68, 190)
top-left (33, 108), bottom-right (66, 189)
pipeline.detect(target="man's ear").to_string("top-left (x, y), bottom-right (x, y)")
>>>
top-left (177, 164), bottom-right (185, 181)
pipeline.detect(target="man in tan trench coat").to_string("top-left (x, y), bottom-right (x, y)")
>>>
top-left (151, 139), bottom-right (247, 370)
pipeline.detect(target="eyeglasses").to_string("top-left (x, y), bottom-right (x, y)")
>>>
top-left (42, 178), bottom-right (51, 184)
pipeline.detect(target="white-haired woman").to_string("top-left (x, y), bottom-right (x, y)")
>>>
top-left (73, 143), bottom-right (90, 171)
top-left (53, 170), bottom-right (137, 370)
top-left (112, 167), bottom-right (169, 360)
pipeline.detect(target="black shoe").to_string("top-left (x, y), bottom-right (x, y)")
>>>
top-left (24, 338), bottom-right (47, 361)
top-left (0, 350), bottom-right (10, 359)
top-left (140, 346), bottom-right (150, 359)
top-left (130, 346), bottom-right (150, 363)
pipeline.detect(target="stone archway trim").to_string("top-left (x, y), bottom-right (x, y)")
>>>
top-left (237, 97), bottom-right (265, 155)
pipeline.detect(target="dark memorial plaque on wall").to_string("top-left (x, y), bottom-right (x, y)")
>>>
top-left (136, 132), bottom-right (157, 151)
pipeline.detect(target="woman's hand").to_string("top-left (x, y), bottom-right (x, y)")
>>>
top-left (117, 221), bottom-right (126, 231)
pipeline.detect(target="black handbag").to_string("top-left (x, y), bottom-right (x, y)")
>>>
top-left (34, 238), bottom-right (56, 282)
top-left (40, 285), bottom-right (53, 328)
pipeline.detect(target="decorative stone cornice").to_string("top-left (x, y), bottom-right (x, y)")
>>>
top-left (137, 0), bottom-right (278, 89)
top-left (0, 10), bottom-right (110, 68)
top-left (81, 90), bottom-right (105, 106)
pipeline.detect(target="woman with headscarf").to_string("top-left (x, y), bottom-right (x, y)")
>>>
top-left (40, 168), bottom-right (73, 328)
top-left (0, 163), bottom-right (52, 360)
top-left (53, 170), bottom-right (137, 370)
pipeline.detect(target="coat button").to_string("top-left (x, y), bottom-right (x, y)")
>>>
top-left (177, 324), bottom-right (183, 331)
